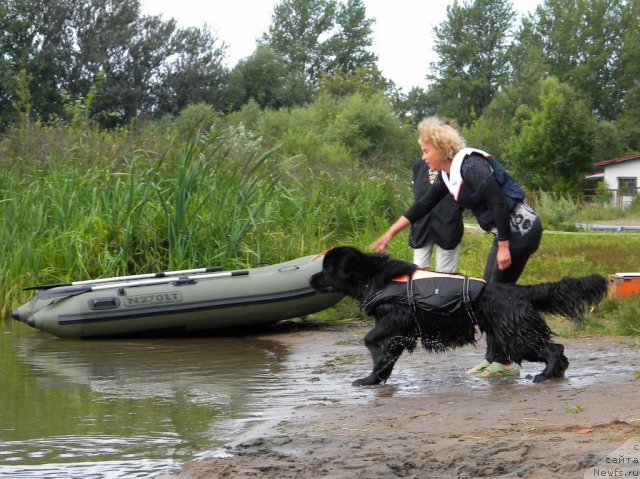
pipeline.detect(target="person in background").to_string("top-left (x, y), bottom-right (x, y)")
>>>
top-left (409, 153), bottom-right (462, 273)
top-left (370, 116), bottom-right (543, 378)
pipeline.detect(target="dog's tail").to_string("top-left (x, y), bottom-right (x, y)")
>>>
top-left (522, 274), bottom-right (608, 321)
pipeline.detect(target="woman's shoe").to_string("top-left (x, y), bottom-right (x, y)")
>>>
top-left (479, 362), bottom-right (520, 378)
top-left (466, 359), bottom-right (491, 375)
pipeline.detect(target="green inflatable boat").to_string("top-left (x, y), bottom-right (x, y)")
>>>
top-left (12, 252), bottom-right (343, 339)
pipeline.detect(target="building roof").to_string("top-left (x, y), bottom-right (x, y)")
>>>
top-left (584, 171), bottom-right (604, 180)
top-left (593, 153), bottom-right (640, 167)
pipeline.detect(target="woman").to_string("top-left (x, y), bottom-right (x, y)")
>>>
top-left (409, 156), bottom-right (462, 273)
top-left (371, 116), bottom-right (543, 378)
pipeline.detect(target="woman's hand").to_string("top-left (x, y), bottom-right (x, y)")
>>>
top-left (369, 217), bottom-right (411, 252)
top-left (497, 240), bottom-right (511, 271)
top-left (370, 232), bottom-right (393, 252)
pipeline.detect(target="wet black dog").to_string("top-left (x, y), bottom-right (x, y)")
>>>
top-left (310, 246), bottom-right (608, 386)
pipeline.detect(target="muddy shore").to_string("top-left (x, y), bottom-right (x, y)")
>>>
top-left (163, 323), bottom-right (640, 479)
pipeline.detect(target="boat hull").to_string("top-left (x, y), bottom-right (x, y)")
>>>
top-left (13, 253), bottom-right (343, 338)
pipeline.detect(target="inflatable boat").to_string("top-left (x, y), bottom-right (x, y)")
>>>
top-left (12, 252), bottom-right (343, 339)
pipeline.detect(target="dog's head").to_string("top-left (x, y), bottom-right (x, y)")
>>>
top-left (310, 246), bottom-right (415, 300)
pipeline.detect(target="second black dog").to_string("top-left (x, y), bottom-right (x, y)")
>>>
top-left (310, 246), bottom-right (608, 385)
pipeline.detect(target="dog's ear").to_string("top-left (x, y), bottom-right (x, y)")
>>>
top-left (323, 247), bottom-right (359, 280)
top-left (335, 249), bottom-right (358, 280)
top-left (333, 247), bottom-right (374, 281)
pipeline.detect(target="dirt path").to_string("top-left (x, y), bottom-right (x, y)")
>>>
top-left (164, 324), bottom-right (640, 479)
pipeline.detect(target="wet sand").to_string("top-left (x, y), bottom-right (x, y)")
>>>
top-left (164, 322), bottom-right (640, 479)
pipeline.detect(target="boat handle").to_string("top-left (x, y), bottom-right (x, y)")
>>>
top-left (89, 297), bottom-right (121, 310)
top-left (278, 265), bottom-right (300, 273)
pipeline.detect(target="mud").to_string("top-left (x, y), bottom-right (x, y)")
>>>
top-left (162, 323), bottom-right (640, 479)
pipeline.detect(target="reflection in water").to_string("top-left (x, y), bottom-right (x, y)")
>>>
top-left (0, 319), bottom-right (297, 478)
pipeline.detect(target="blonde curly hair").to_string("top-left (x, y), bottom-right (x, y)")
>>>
top-left (417, 116), bottom-right (466, 161)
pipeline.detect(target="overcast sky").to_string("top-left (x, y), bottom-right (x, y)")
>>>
top-left (140, 0), bottom-right (541, 92)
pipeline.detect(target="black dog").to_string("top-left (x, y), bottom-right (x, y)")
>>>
top-left (310, 246), bottom-right (608, 385)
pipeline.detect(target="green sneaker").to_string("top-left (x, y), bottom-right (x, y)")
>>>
top-left (466, 359), bottom-right (491, 375)
top-left (478, 362), bottom-right (520, 378)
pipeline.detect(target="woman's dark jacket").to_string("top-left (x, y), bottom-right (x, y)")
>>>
top-left (408, 159), bottom-right (463, 251)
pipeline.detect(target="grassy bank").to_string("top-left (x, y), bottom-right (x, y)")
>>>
top-left (2, 121), bottom-right (640, 336)
top-left (0, 122), bottom-right (406, 312)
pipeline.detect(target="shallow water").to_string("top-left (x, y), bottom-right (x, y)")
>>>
top-left (0, 319), bottom-right (371, 478)
top-left (2, 317), bottom-right (639, 478)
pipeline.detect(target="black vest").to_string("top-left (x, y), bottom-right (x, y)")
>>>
top-left (361, 271), bottom-right (485, 317)
top-left (456, 152), bottom-right (525, 232)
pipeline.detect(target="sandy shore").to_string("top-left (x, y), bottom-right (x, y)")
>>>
top-left (163, 323), bottom-right (640, 479)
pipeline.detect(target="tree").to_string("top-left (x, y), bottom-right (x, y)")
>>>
top-left (157, 25), bottom-right (229, 115)
top-left (0, 0), bottom-right (230, 128)
top-left (462, 77), bottom-right (541, 159)
top-left (324, 0), bottom-right (377, 73)
top-left (68, 0), bottom-right (141, 98)
top-left (503, 77), bottom-right (596, 193)
top-left (261, 0), bottom-right (377, 103)
top-left (515, 0), bottom-right (624, 120)
top-left (391, 87), bottom-right (439, 128)
top-left (263, 0), bottom-right (336, 87)
top-left (614, 0), bottom-right (640, 149)
top-left (0, 0), bottom-right (77, 123)
top-left (592, 120), bottom-right (629, 162)
top-left (97, 13), bottom-right (177, 125)
top-left (317, 66), bottom-right (391, 98)
top-left (427, 0), bottom-right (516, 126)
top-left (227, 45), bottom-right (304, 110)
top-left (0, 0), bottom-right (30, 126)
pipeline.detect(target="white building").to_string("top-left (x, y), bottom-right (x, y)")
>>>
top-left (586, 153), bottom-right (640, 208)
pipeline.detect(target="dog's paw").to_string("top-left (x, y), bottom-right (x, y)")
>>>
top-left (352, 375), bottom-right (381, 386)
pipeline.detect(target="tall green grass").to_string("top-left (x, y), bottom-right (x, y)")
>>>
top-left (0, 121), bottom-right (407, 313)
top-left (2, 120), bottom-right (640, 337)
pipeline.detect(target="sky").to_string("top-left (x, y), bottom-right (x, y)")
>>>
top-left (140, 0), bottom-right (541, 92)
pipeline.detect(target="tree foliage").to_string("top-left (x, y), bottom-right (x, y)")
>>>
top-left (0, 0), bottom-right (228, 127)
top-left (227, 45), bottom-right (305, 110)
top-left (517, 0), bottom-right (624, 119)
top-left (317, 66), bottom-right (391, 98)
top-left (260, 0), bottom-right (376, 102)
top-left (502, 77), bottom-right (596, 193)
top-left (427, 0), bottom-right (515, 126)
top-left (614, 0), bottom-right (640, 150)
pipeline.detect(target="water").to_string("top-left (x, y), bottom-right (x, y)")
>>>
top-left (3, 317), bottom-right (639, 479)
top-left (0, 319), bottom-right (369, 478)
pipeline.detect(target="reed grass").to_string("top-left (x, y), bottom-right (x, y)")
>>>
top-left (2, 120), bottom-right (640, 337)
top-left (0, 122), bottom-right (407, 313)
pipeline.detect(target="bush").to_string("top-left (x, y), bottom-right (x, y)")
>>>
top-left (628, 194), bottom-right (640, 216)
top-left (327, 92), bottom-right (411, 167)
top-left (251, 92), bottom-right (414, 170)
top-left (532, 191), bottom-right (580, 230)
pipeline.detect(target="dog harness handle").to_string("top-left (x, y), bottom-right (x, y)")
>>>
top-left (406, 273), bottom-right (417, 312)
top-left (462, 276), bottom-right (479, 324)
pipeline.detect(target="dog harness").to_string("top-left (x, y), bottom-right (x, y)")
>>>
top-left (361, 270), bottom-right (486, 320)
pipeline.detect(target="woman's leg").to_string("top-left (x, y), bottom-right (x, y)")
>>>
top-left (412, 237), bottom-right (436, 269)
top-left (434, 245), bottom-right (459, 273)
top-left (481, 218), bottom-right (543, 365)
top-left (483, 217), bottom-right (543, 284)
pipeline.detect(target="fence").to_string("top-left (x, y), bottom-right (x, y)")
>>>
top-left (581, 187), bottom-right (639, 209)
